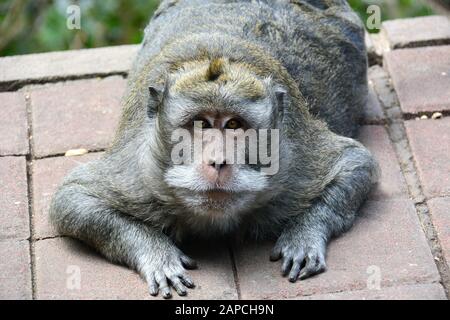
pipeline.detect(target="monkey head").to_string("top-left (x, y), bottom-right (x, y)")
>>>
top-left (148, 58), bottom-right (291, 229)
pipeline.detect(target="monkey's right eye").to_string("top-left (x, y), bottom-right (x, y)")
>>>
top-left (193, 119), bottom-right (211, 129)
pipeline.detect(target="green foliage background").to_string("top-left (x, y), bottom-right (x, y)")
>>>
top-left (0, 0), bottom-right (436, 56)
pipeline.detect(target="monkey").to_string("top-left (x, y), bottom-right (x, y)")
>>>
top-left (50, 0), bottom-right (379, 299)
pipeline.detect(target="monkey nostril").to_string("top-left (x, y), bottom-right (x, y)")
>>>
top-left (209, 160), bottom-right (227, 171)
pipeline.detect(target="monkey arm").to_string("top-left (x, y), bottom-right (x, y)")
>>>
top-left (49, 179), bottom-right (197, 299)
top-left (271, 141), bottom-right (379, 281)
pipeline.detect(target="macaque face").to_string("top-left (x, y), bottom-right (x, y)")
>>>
top-left (194, 114), bottom-right (243, 191)
top-left (157, 58), bottom-right (283, 221)
top-left (164, 108), bottom-right (278, 218)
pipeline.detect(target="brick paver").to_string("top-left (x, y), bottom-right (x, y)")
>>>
top-left (405, 118), bottom-right (450, 198)
top-left (0, 92), bottom-right (28, 155)
top-left (381, 16), bottom-right (450, 49)
top-left (0, 240), bottom-right (32, 299)
top-left (0, 157), bottom-right (29, 240)
top-left (35, 237), bottom-right (237, 300)
top-left (428, 197), bottom-right (450, 268)
top-left (300, 283), bottom-right (446, 300)
top-left (32, 153), bottom-right (103, 239)
top-left (234, 200), bottom-right (439, 299)
top-left (385, 45), bottom-right (450, 114)
top-left (29, 76), bottom-right (126, 158)
top-left (0, 45), bottom-right (138, 90)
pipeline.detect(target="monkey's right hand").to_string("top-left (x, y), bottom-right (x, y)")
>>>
top-left (140, 244), bottom-right (198, 299)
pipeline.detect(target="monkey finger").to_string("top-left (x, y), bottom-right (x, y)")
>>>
top-left (299, 268), bottom-right (319, 280)
top-left (147, 274), bottom-right (159, 296)
top-left (179, 274), bottom-right (195, 288)
top-left (299, 257), bottom-right (326, 280)
top-left (288, 260), bottom-right (302, 283)
top-left (160, 284), bottom-right (172, 299)
top-left (155, 272), bottom-right (172, 299)
top-left (169, 276), bottom-right (187, 296)
top-left (281, 257), bottom-right (293, 276)
top-left (270, 247), bottom-right (282, 261)
top-left (180, 255), bottom-right (198, 269)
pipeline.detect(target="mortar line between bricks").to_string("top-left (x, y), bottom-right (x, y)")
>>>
top-left (402, 110), bottom-right (450, 120)
top-left (0, 72), bottom-right (128, 92)
top-left (33, 148), bottom-right (107, 160)
top-left (227, 244), bottom-right (242, 300)
top-left (370, 66), bottom-right (450, 299)
top-left (392, 39), bottom-right (450, 50)
top-left (0, 153), bottom-right (29, 158)
top-left (24, 89), bottom-right (37, 300)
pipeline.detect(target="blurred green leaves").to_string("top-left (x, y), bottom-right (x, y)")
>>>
top-left (0, 0), bottom-right (160, 56)
top-left (0, 0), bottom-right (436, 56)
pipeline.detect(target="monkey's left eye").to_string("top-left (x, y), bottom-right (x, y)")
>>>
top-left (225, 119), bottom-right (242, 129)
top-left (193, 118), bottom-right (211, 129)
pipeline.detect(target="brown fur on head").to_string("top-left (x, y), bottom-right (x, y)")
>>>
top-left (206, 57), bottom-right (226, 81)
top-left (170, 58), bottom-right (267, 102)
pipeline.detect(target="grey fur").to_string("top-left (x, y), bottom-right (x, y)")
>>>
top-left (50, 0), bottom-right (379, 298)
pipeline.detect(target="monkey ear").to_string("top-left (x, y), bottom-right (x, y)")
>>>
top-left (149, 86), bottom-right (162, 100)
top-left (149, 85), bottom-right (165, 103)
top-left (147, 84), bottom-right (165, 116)
top-left (263, 77), bottom-right (287, 125)
top-left (274, 87), bottom-right (287, 124)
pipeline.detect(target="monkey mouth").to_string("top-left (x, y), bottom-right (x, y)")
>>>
top-left (203, 189), bottom-right (234, 201)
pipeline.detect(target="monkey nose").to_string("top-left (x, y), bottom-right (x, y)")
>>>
top-left (202, 159), bottom-right (229, 183)
top-left (209, 160), bottom-right (227, 171)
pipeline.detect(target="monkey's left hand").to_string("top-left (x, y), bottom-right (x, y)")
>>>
top-left (270, 226), bottom-right (327, 282)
